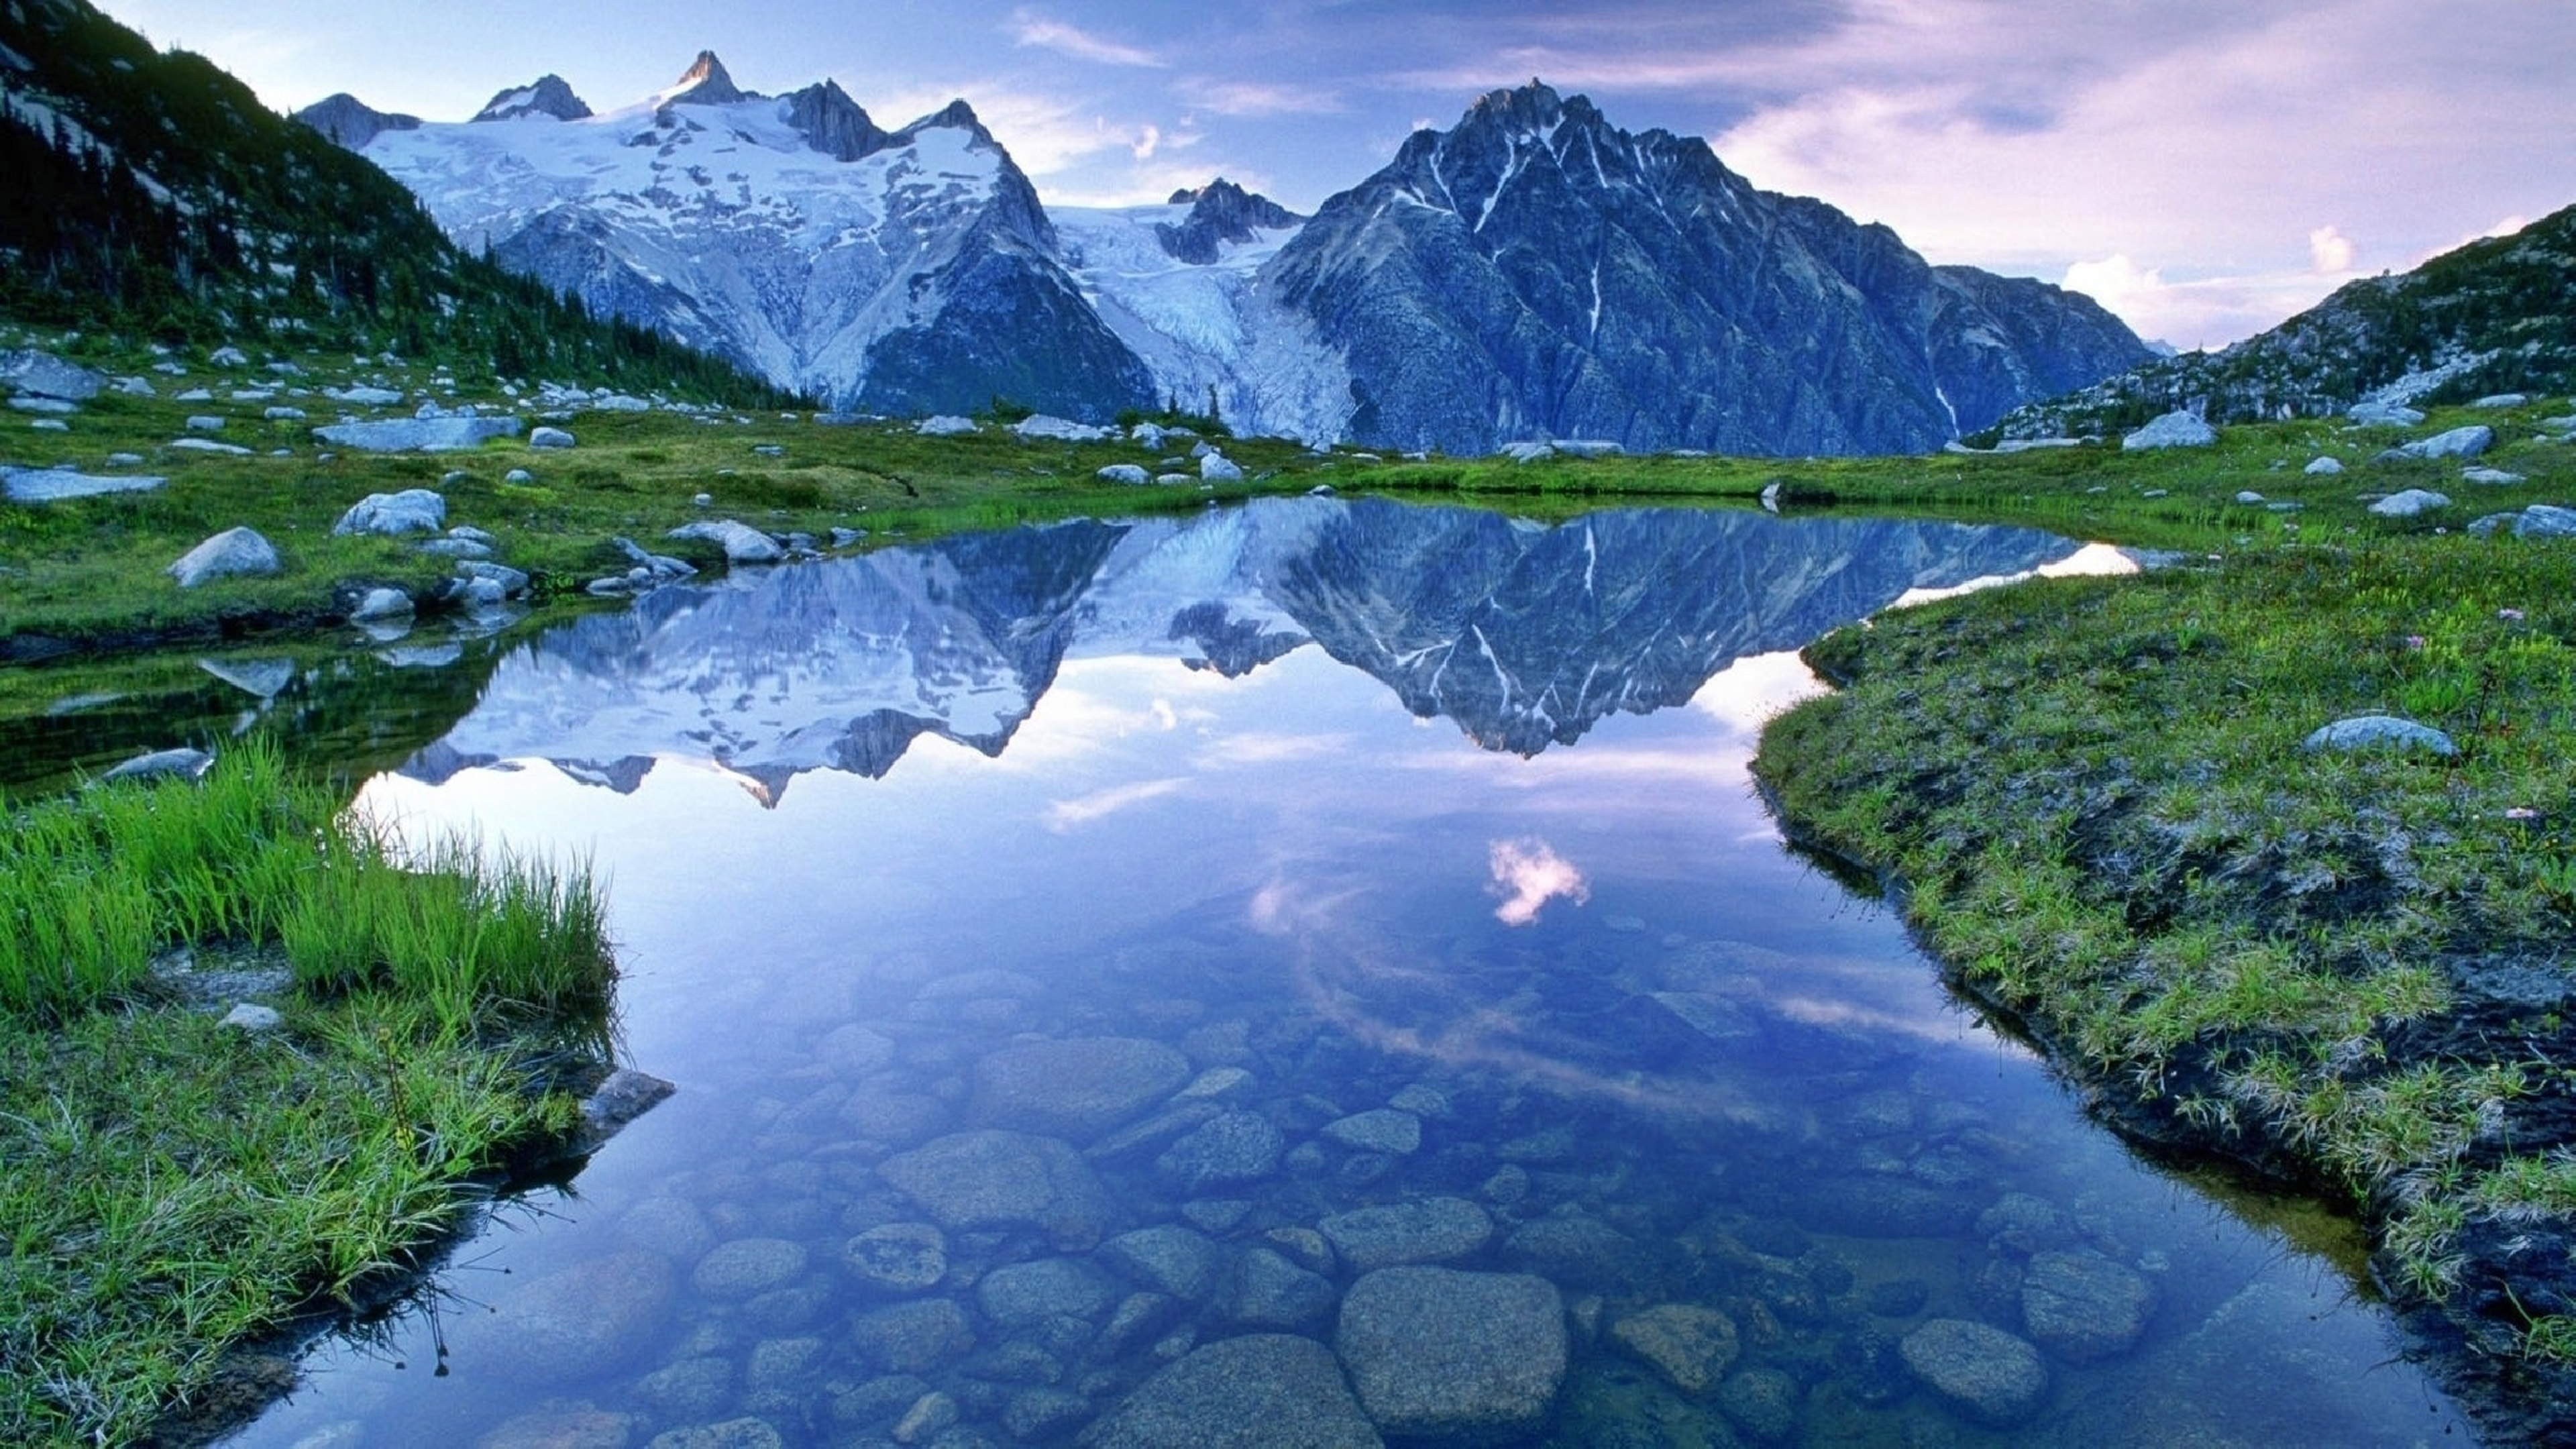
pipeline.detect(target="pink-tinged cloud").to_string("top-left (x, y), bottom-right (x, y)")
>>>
top-left (1008, 10), bottom-right (1166, 68)
top-left (1489, 837), bottom-right (1589, 926)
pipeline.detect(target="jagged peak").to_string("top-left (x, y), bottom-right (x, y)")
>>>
top-left (472, 74), bottom-right (591, 123)
top-left (904, 98), bottom-right (986, 136)
top-left (292, 93), bottom-right (421, 150)
top-left (782, 77), bottom-right (891, 163)
top-left (1155, 177), bottom-right (1303, 264)
top-left (659, 50), bottom-right (750, 107)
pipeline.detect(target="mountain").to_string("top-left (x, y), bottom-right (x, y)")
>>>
top-left (1992, 204), bottom-right (2576, 439)
top-left (1262, 85), bottom-right (2150, 455)
top-left (0, 0), bottom-right (791, 401)
top-left (402, 499), bottom-right (2079, 799)
top-left (308, 55), bottom-right (1152, 420)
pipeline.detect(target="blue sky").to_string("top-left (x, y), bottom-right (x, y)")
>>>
top-left (107, 0), bottom-right (2576, 347)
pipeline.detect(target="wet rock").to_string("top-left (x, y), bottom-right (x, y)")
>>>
top-left (1900, 1318), bottom-right (2049, 1427)
top-left (879, 1130), bottom-right (1118, 1250)
top-left (1088, 1103), bottom-right (1223, 1162)
top-left (347, 586), bottom-right (413, 624)
top-left (1101, 1291), bottom-right (1185, 1357)
top-left (1864, 1279), bottom-right (1931, 1318)
top-left (1833, 1327), bottom-right (1913, 1406)
top-left (644, 1419), bottom-right (782, 1449)
top-left (1004, 1388), bottom-right (1091, 1439)
top-left (845, 1223), bottom-right (949, 1293)
top-left (834, 1373), bottom-right (934, 1428)
top-left (691, 1238), bottom-right (807, 1299)
top-left (1077, 1333), bottom-right (1381, 1449)
top-left (621, 1197), bottom-right (716, 1263)
top-left (2019, 1249), bottom-right (2156, 1363)
top-left (971, 1036), bottom-right (1191, 1140)
top-left (1228, 1246), bottom-right (1338, 1330)
top-left (1180, 1198), bottom-right (1252, 1233)
top-left (1320, 1109), bottom-right (1421, 1155)
top-left (456, 1250), bottom-right (676, 1381)
top-left (1336, 1267), bottom-right (1566, 1442)
top-left (745, 1336), bottom-right (826, 1391)
top-left (851, 1298), bottom-right (977, 1374)
top-left (477, 1406), bottom-right (637, 1449)
top-left (1319, 1197), bottom-right (1494, 1271)
top-left (1501, 1214), bottom-right (1649, 1288)
top-left (892, 1391), bottom-right (958, 1444)
top-left (634, 1356), bottom-right (735, 1419)
top-left (1717, 1367), bottom-right (1803, 1443)
top-left (1154, 1110), bottom-right (1284, 1193)
top-left (1976, 1192), bottom-right (2074, 1253)
top-left (820, 1022), bottom-right (897, 1076)
top-left (1264, 1227), bottom-right (1334, 1274)
top-left (1101, 1226), bottom-right (1228, 1303)
top-left (1609, 1303), bottom-right (1739, 1394)
top-left (843, 1088), bottom-right (953, 1147)
top-left (2301, 715), bottom-right (2456, 756)
top-left (99, 747), bottom-right (215, 784)
top-left (976, 1256), bottom-right (1118, 1326)
top-left (1790, 1177), bottom-right (1978, 1238)
top-left (168, 527), bottom-right (280, 587)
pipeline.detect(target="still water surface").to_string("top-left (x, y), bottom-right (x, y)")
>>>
top-left (217, 500), bottom-right (2467, 1447)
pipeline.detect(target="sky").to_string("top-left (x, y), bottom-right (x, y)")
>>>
top-left (104, 0), bottom-right (2576, 350)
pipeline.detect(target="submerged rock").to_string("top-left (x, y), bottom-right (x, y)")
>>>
top-left (971, 1036), bottom-right (1191, 1140)
top-left (1155, 1110), bottom-right (1285, 1193)
top-left (843, 1223), bottom-right (948, 1293)
top-left (453, 1250), bottom-right (676, 1381)
top-left (877, 1130), bottom-right (1117, 1249)
top-left (1077, 1333), bottom-right (1381, 1449)
top-left (2020, 1249), bottom-right (2157, 1363)
top-left (1336, 1267), bottom-right (1566, 1442)
top-left (1900, 1318), bottom-right (2048, 1427)
top-left (1610, 1303), bottom-right (1740, 1394)
top-left (1319, 1197), bottom-right (1493, 1271)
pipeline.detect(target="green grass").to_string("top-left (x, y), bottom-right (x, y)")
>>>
top-left (0, 744), bottom-right (613, 1445)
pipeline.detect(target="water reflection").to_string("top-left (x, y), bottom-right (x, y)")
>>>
top-left (222, 504), bottom-right (2467, 1449)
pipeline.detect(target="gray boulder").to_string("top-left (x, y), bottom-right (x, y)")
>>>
top-left (3, 467), bottom-right (165, 502)
top-left (1228, 1247), bottom-right (1337, 1330)
top-left (529, 425), bottom-right (577, 449)
top-left (976, 1255), bottom-right (1118, 1326)
top-left (1102, 1226), bottom-right (1230, 1302)
top-left (850, 1297), bottom-right (976, 1375)
top-left (2303, 455), bottom-right (2344, 476)
top-left (332, 488), bottom-right (447, 536)
top-left (1320, 1109), bottom-right (1422, 1155)
top-left (1014, 414), bottom-right (1115, 441)
top-left (168, 527), bottom-right (280, 587)
top-left (1900, 1318), bottom-right (2048, 1427)
top-left (2367, 488), bottom-right (2449, 518)
top-left (2473, 393), bottom-right (2528, 409)
top-left (1336, 1267), bottom-right (1566, 1442)
top-left (0, 348), bottom-right (105, 400)
top-left (2514, 504), bottom-right (2576, 539)
top-left (1155, 1110), bottom-right (1285, 1193)
top-left (1609, 1303), bottom-right (1740, 1394)
top-left (2462, 467), bottom-right (2525, 485)
top-left (667, 519), bottom-right (786, 565)
top-left (1097, 463), bottom-right (1152, 485)
top-left (184, 415), bottom-right (225, 432)
top-left (9, 396), bottom-right (77, 415)
top-left (2302, 715), bottom-right (2457, 756)
top-left (311, 416), bottom-right (523, 451)
top-left (168, 438), bottom-right (252, 455)
top-left (2020, 1249), bottom-right (2156, 1363)
top-left (692, 1238), bottom-right (808, 1299)
top-left (1200, 452), bottom-right (1246, 482)
top-left (98, 747), bottom-right (215, 785)
top-left (459, 560), bottom-right (532, 596)
top-left (2348, 400), bottom-right (2426, 426)
top-left (1077, 1334), bottom-right (1381, 1449)
top-left (843, 1223), bottom-right (947, 1293)
top-left (449, 1250), bottom-right (676, 1382)
top-left (917, 415), bottom-right (979, 436)
top-left (2396, 425), bottom-right (2493, 460)
top-left (1319, 1197), bottom-right (1493, 1271)
top-left (2121, 410), bottom-right (2215, 450)
top-left (263, 406), bottom-right (306, 421)
top-left (347, 587), bottom-right (413, 623)
top-left (971, 1036), bottom-right (1191, 1140)
top-left (877, 1130), bottom-right (1117, 1249)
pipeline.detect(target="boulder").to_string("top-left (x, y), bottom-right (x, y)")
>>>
top-left (168, 438), bottom-right (252, 455)
top-left (347, 587), bottom-right (413, 623)
top-left (312, 416), bottom-right (523, 451)
top-left (1200, 453), bottom-right (1245, 482)
top-left (3, 467), bottom-right (164, 502)
top-left (2367, 488), bottom-right (2449, 518)
top-left (2396, 425), bottom-right (2493, 460)
top-left (2303, 455), bottom-right (2344, 476)
top-left (916, 415), bottom-right (979, 436)
top-left (1099, 1226), bottom-right (1228, 1303)
top-left (843, 1223), bottom-right (947, 1293)
top-left (975, 1255), bottom-right (1118, 1326)
top-left (2462, 467), bottom-right (2525, 485)
top-left (971, 1036), bottom-right (1191, 1140)
top-left (2121, 411), bottom-right (2215, 450)
top-left (2019, 1249), bottom-right (2156, 1363)
top-left (849, 1298), bottom-right (975, 1375)
top-left (1501, 441), bottom-right (1556, 464)
top-left (209, 345), bottom-right (250, 366)
top-left (184, 415), bottom-right (225, 432)
top-left (168, 527), bottom-right (280, 587)
top-left (1097, 464), bottom-right (1152, 485)
top-left (1609, 1303), bottom-right (1740, 1394)
top-left (1320, 1109), bottom-right (1422, 1155)
top-left (1319, 1197), bottom-right (1493, 1271)
top-left (1014, 414), bottom-right (1114, 442)
top-left (8, 396), bottom-right (77, 414)
top-left (877, 1130), bottom-right (1117, 1249)
top-left (327, 385), bottom-right (404, 406)
top-left (1155, 1110), bottom-right (1285, 1193)
top-left (530, 425), bottom-right (578, 449)
top-left (1900, 1318), bottom-right (2048, 1427)
top-left (98, 747), bottom-right (215, 784)
top-left (1228, 1246), bottom-right (1338, 1330)
top-left (589, 394), bottom-right (652, 413)
top-left (0, 348), bottom-right (105, 400)
top-left (1555, 439), bottom-right (1623, 458)
top-left (691, 1238), bottom-right (808, 1299)
top-left (1336, 1267), bottom-right (1566, 1442)
top-left (449, 1250), bottom-right (676, 1382)
top-left (2472, 393), bottom-right (2528, 409)
top-left (459, 560), bottom-right (533, 596)
top-left (2302, 715), bottom-right (2456, 755)
top-left (263, 406), bottom-right (306, 421)
top-left (1077, 1334), bottom-right (1381, 1449)
top-left (2347, 400), bottom-right (2426, 426)
top-left (332, 489), bottom-right (448, 536)
top-left (2513, 504), bottom-right (2576, 539)
top-left (667, 519), bottom-right (786, 565)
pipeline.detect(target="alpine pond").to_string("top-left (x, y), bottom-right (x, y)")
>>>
top-left (207, 498), bottom-right (2471, 1448)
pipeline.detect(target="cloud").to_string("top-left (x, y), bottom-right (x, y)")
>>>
top-left (1488, 837), bottom-right (1589, 927)
top-left (1132, 123), bottom-right (1161, 160)
top-left (1008, 9), bottom-right (1166, 69)
top-left (1043, 777), bottom-right (1187, 832)
top-left (1176, 79), bottom-right (1347, 118)
top-left (2308, 225), bottom-right (2356, 274)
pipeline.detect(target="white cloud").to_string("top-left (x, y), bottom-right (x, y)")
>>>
top-left (2308, 225), bottom-right (2355, 274)
top-left (1132, 123), bottom-right (1161, 160)
top-left (1175, 79), bottom-right (1346, 118)
top-left (1008, 9), bottom-right (1166, 69)
top-left (1043, 777), bottom-right (1187, 832)
top-left (1488, 837), bottom-right (1588, 927)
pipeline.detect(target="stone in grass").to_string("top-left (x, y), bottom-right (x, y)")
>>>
top-left (1200, 452), bottom-right (1245, 482)
top-left (2121, 410), bottom-right (2215, 450)
top-left (2367, 488), bottom-right (2449, 518)
top-left (2514, 505), bottom-right (2576, 539)
top-left (347, 587), bottom-right (413, 624)
top-left (530, 425), bottom-right (577, 449)
top-left (2395, 425), bottom-right (2493, 461)
top-left (2, 467), bottom-right (164, 501)
top-left (185, 414), bottom-right (226, 432)
top-left (2302, 715), bottom-right (2457, 757)
top-left (311, 416), bottom-right (523, 452)
top-left (1336, 1267), bottom-right (1566, 1442)
top-left (916, 415), bottom-right (979, 437)
top-left (1900, 1318), bottom-right (2049, 1427)
top-left (2304, 455), bottom-right (2345, 476)
top-left (168, 527), bottom-right (280, 587)
top-left (1097, 463), bottom-right (1152, 485)
top-left (2462, 467), bottom-right (2525, 485)
top-left (667, 518), bottom-right (786, 565)
top-left (1610, 1303), bottom-right (1740, 1394)
top-left (333, 488), bottom-right (447, 537)
top-left (1076, 1333), bottom-right (1381, 1449)
top-left (99, 747), bottom-right (214, 784)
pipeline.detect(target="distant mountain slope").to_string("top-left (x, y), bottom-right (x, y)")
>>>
top-left (1995, 205), bottom-right (2576, 439)
top-left (1263, 84), bottom-right (2151, 455)
top-left (0, 0), bottom-right (790, 401)
top-left (317, 54), bottom-right (1152, 420)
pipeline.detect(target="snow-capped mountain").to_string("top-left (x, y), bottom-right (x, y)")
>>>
top-left (305, 65), bottom-right (2146, 451)
top-left (402, 500), bottom-right (2079, 800)
top-left (309, 54), bottom-right (1150, 419)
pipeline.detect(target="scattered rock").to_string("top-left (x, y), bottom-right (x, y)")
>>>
top-left (9, 396), bottom-right (77, 414)
top-left (2513, 504), bottom-right (2576, 539)
top-left (2396, 425), bottom-right (2493, 460)
top-left (877, 1130), bottom-right (1118, 1250)
top-left (347, 587), bottom-right (413, 623)
top-left (849, 1298), bottom-right (976, 1375)
top-left (1014, 415), bottom-right (1114, 442)
top-left (209, 345), bottom-right (249, 367)
top-left (1101, 1226), bottom-right (1228, 1303)
top-left (976, 1256), bottom-right (1118, 1327)
top-left (1199, 453), bottom-right (1245, 482)
top-left (333, 488), bottom-right (447, 537)
top-left (916, 415), bottom-right (979, 436)
top-left (219, 1002), bottom-right (282, 1032)
top-left (531, 426), bottom-right (578, 449)
top-left (0, 347), bottom-right (104, 400)
top-left (2232, 490), bottom-right (2265, 504)
top-left (1097, 464), bottom-right (1152, 486)
top-left (2019, 1249), bottom-right (2156, 1363)
top-left (453, 1250), bottom-right (676, 1381)
top-left (2367, 488), bottom-right (2450, 518)
top-left (3, 467), bottom-right (165, 502)
top-left (1336, 1267), bottom-right (1567, 1442)
top-left (97, 747), bottom-right (215, 785)
top-left (2462, 467), bottom-right (2525, 485)
top-left (168, 437), bottom-right (252, 455)
top-left (644, 1417), bottom-right (782, 1449)
top-left (1155, 1110), bottom-right (1285, 1193)
top-left (2303, 455), bottom-right (2344, 476)
top-left (844, 1223), bottom-right (948, 1293)
top-left (1610, 1303), bottom-right (1740, 1394)
top-left (168, 527), bottom-right (280, 587)
top-left (972, 1036), bottom-right (1191, 1140)
top-left (264, 405), bottom-right (307, 421)
top-left (1319, 1197), bottom-right (1493, 1271)
top-left (1320, 1109), bottom-right (1422, 1156)
top-left (1900, 1318), bottom-right (2049, 1427)
top-left (1716, 1367), bottom-right (1803, 1443)
top-left (1077, 1334), bottom-right (1381, 1449)
top-left (477, 1407), bottom-right (638, 1449)
top-left (2121, 411), bottom-right (2216, 450)
top-left (692, 1238), bottom-right (808, 1299)
top-left (2302, 715), bottom-right (2457, 756)
top-left (184, 415), bottom-right (226, 432)
top-left (2472, 393), bottom-right (2528, 409)
top-left (2348, 400), bottom-right (2425, 426)
top-left (312, 417), bottom-right (523, 451)
top-left (1228, 1247), bottom-right (1336, 1330)
top-left (667, 519), bottom-right (786, 565)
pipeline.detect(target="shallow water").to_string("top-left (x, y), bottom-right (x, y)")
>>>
top-left (214, 499), bottom-right (2468, 1448)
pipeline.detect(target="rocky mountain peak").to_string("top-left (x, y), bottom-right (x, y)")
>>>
top-left (1155, 177), bottom-right (1303, 264)
top-left (663, 50), bottom-right (749, 107)
top-left (782, 78), bottom-right (890, 162)
top-left (1462, 80), bottom-right (1574, 139)
top-left (900, 98), bottom-right (989, 141)
top-left (470, 73), bottom-right (591, 123)
top-left (293, 92), bottom-right (421, 150)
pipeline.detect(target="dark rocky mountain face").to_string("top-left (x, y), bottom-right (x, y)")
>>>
top-left (782, 78), bottom-right (892, 162)
top-left (1263, 83), bottom-right (2152, 455)
top-left (470, 74), bottom-right (591, 123)
top-left (295, 92), bottom-right (421, 149)
top-left (1156, 178), bottom-right (1302, 264)
top-left (405, 500), bottom-right (2077, 796)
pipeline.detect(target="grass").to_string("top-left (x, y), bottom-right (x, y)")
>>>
top-left (0, 743), bottom-right (612, 1446)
